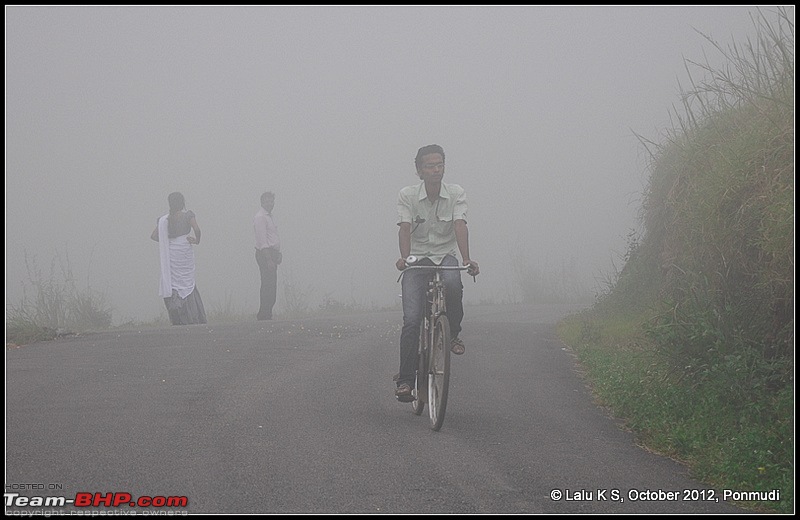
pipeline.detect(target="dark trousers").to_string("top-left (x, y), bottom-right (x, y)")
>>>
top-left (398, 254), bottom-right (463, 387)
top-left (256, 249), bottom-right (278, 320)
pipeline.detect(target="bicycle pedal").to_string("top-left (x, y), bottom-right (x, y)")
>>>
top-left (396, 394), bottom-right (415, 403)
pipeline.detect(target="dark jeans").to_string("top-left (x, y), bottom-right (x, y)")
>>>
top-left (397, 254), bottom-right (463, 388)
top-left (256, 249), bottom-right (278, 320)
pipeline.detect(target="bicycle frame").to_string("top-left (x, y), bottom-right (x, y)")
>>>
top-left (398, 262), bottom-right (469, 430)
top-left (409, 266), bottom-right (458, 346)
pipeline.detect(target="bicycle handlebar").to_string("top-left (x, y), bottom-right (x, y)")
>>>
top-left (401, 265), bottom-right (471, 271)
top-left (397, 257), bottom-right (477, 282)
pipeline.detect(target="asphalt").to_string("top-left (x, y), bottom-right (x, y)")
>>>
top-left (5, 303), bottom-right (753, 514)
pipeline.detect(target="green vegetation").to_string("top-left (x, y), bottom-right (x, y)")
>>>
top-left (558, 8), bottom-right (794, 514)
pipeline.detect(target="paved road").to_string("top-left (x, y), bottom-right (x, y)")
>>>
top-left (6, 303), bottom-right (748, 514)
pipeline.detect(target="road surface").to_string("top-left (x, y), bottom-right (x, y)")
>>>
top-left (5, 303), bottom-right (748, 514)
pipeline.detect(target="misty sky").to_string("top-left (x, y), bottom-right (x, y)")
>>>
top-left (5, 5), bottom-right (776, 324)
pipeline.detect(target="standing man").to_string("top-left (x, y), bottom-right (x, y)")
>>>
top-left (394, 144), bottom-right (479, 400)
top-left (254, 191), bottom-right (281, 320)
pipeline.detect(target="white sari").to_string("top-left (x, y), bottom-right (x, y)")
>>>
top-left (157, 214), bottom-right (196, 299)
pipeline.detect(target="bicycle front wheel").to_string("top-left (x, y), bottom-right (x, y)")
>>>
top-left (412, 329), bottom-right (427, 416)
top-left (428, 315), bottom-right (451, 431)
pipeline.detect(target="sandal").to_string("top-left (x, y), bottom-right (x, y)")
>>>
top-left (451, 337), bottom-right (465, 355)
top-left (395, 383), bottom-right (414, 402)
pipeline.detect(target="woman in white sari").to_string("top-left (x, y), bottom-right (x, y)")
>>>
top-left (150, 192), bottom-right (207, 325)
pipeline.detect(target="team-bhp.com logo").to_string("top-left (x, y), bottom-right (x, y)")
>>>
top-left (5, 491), bottom-right (188, 509)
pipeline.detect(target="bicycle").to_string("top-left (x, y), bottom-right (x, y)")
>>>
top-left (397, 255), bottom-right (474, 431)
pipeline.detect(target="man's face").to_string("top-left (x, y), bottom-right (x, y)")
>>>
top-left (417, 152), bottom-right (445, 182)
top-left (263, 198), bottom-right (275, 212)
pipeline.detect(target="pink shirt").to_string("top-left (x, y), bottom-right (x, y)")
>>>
top-left (254, 207), bottom-right (280, 251)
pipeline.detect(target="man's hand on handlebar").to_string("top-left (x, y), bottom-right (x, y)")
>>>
top-left (464, 260), bottom-right (480, 277)
top-left (397, 255), bottom-right (419, 271)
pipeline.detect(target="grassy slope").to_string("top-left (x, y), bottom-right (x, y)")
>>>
top-left (557, 8), bottom-right (794, 514)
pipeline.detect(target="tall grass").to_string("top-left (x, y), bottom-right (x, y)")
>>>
top-left (6, 249), bottom-right (113, 344)
top-left (640, 5), bottom-right (793, 380)
top-left (559, 7), bottom-right (793, 513)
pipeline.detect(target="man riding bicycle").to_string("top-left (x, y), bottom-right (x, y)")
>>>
top-left (394, 144), bottom-right (480, 400)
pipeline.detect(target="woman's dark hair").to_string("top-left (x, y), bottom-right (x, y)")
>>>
top-left (168, 192), bottom-right (185, 213)
top-left (414, 144), bottom-right (445, 169)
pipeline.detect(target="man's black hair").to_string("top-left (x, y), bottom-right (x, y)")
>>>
top-left (414, 144), bottom-right (445, 169)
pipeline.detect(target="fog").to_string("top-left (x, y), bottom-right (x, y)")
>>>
top-left (5, 6), bottom-right (769, 324)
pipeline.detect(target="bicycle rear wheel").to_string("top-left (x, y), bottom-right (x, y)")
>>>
top-left (411, 329), bottom-right (426, 415)
top-left (428, 315), bottom-right (451, 431)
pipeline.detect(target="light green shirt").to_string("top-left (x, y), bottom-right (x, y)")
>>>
top-left (397, 181), bottom-right (468, 265)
